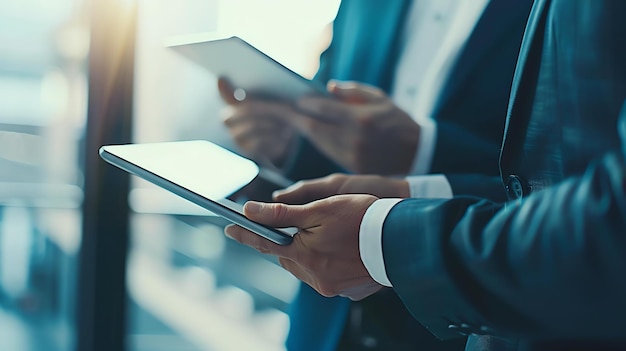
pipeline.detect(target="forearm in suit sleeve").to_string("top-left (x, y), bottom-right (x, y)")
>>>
top-left (446, 174), bottom-right (507, 202)
top-left (382, 113), bottom-right (626, 340)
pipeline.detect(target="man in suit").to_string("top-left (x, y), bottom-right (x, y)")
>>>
top-left (219, 1), bottom-right (533, 349)
top-left (225, 1), bottom-right (626, 350)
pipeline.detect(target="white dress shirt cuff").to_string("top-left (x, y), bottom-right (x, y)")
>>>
top-left (409, 119), bottom-right (437, 175)
top-left (406, 174), bottom-right (453, 199)
top-left (359, 198), bottom-right (403, 287)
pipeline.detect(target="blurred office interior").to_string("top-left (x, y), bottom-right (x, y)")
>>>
top-left (0, 0), bottom-right (340, 350)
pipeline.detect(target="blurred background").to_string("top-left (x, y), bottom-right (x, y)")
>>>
top-left (0, 0), bottom-right (340, 350)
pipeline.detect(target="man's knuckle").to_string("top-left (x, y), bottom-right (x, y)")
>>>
top-left (317, 283), bottom-right (337, 297)
top-left (327, 173), bottom-right (344, 183)
top-left (273, 203), bottom-right (290, 222)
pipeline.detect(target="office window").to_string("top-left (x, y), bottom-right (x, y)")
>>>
top-left (128, 1), bottom-right (340, 350)
top-left (0, 0), bottom-right (340, 350)
top-left (0, 0), bottom-right (89, 350)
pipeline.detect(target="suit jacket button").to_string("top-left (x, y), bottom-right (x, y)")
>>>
top-left (478, 325), bottom-right (494, 335)
top-left (506, 175), bottom-right (528, 199)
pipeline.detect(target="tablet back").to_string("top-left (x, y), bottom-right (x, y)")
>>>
top-left (167, 35), bottom-right (327, 101)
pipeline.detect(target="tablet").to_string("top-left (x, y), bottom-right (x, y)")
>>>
top-left (166, 34), bottom-right (328, 102)
top-left (99, 140), bottom-right (296, 245)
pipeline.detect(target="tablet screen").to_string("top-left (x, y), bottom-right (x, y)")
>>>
top-left (102, 140), bottom-right (259, 200)
top-left (99, 140), bottom-right (295, 245)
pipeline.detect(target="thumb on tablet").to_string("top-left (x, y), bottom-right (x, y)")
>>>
top-left (217, 77), bottom-right (240, 105)
top-left (243, 201), bottom-right (309, 229)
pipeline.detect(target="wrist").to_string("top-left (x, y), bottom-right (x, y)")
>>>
top-left (392, 179), bottom-right (411, 198)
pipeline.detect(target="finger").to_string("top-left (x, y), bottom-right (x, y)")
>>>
top-left (242, 201), bottom-right (315, 229)
top-left (327, 80), bottom-right (387, 103)
top-left (295, 96), bottom-right (356, 123)
top-left (226, 117), bottom-right (290, 138)
top-left (217, 77), bottom-right (239, 105)
top-left (273, 177), bottom-right (341, 204)
top-left (224, 224), bottom-right (292, 257)
top-left (295, 93), bottom-right (388, 125)
top-left (222, 99), bottom-right (306, 127)
top-left (222, 108), bottom-right (289, 129)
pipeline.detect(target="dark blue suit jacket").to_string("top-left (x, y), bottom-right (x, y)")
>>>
top-left (285, 1), bottom-right (533, 350)
top-left (287, 0), bottom-right (532, 185)
top-left (383, 0), bottom-right (626, 350)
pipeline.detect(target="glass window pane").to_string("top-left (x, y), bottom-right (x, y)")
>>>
top-left (0, 0), bottom-right (89, 350)
top-left (129, 1), bottom-right (339, 350)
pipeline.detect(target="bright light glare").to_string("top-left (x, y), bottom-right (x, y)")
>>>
top-left (117, 0), bottom-right (136, 11)
top-left (56, 26), bottom-right (90, 60)
top-left (217, 0), bottom-right (340, 77)
top-left (106, 140), bottom-right (259, 200)
top-left (0, 131), bottom-right (44, 166)
top-left (41, 69), bottom-right (69, 116)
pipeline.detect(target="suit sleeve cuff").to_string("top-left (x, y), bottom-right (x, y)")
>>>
top-left (406, 174), bottom-right (454, 198)
top-left (359, 198), bottom-right (403, 287)
top-left (409, 119), bottom-right (437, 175)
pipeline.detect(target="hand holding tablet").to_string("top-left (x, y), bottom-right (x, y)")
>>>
top-left (167, 34), bottom-right (329, 103)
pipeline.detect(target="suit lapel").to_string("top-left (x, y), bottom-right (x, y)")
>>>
top-left (432, 0), bottom-right (533, 116)
top-left (506, 0), bottom-right (549, 118)
top-left (361, 0), bottom-right (412, 91)
top-left (371, 0), bottom-right (411, 57)
top-left (316, 0), bottom-right (410, 91)
top-left (499, 0), bottom-right (550, 173)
